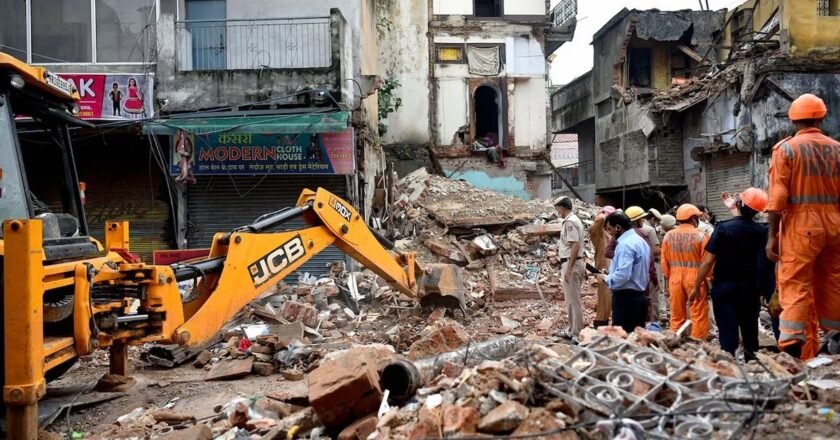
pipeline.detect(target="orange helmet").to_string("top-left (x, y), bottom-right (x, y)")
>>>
top-left (789, 93), bottom-right (827, 121)
top-left (675, 204), bottom-right (703, 221)
top-left (739, 187), bottom-right (769, 213)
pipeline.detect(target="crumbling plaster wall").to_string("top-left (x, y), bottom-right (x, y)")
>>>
top-left (430, 26), bottom-right (548, 149)
top-left (440, 158), bottom-right (534, 200)
top-left (550, 72), bottom-right (593, 132)
top-left (594, 103), bottom-right (654, 190)
top-left (679, 71), bottom-right (840, 194)
top-left (376, 0), bottom-right (431, 146)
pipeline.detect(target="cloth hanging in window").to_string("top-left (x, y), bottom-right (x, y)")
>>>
top-left (467, 45), bottom-right (501, 76)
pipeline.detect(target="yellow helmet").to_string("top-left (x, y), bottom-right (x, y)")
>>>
top-left (625, 206), bottom-right (646, 222)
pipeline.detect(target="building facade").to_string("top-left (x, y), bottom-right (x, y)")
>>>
top-left (376, 0), bottom-right (576, 200)
top-left (1, 0), bottom-right (386, 275)
top-left (552, 0), bottom-right (840, 216)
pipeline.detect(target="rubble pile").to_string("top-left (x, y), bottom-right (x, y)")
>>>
top-left (391, 169), bottom-right (601, 305)
top-left (48, 173), bottom-right (840, 439)
top-left (93, 323), bottom-right (840, 439)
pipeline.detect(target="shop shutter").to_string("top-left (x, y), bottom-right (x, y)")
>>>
top-left (20, 135), bottom-right (172, 262)
top-left (705, 153), bottom-right (751, 221)
top-left (187, 175), bottom-right (348, 278)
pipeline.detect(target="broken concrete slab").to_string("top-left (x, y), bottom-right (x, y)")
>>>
top-left (478, 400), bottom-right (529, 433)
top-left (205, 357), bottom-right (255, 381)
top-left (518, 223), bottom-right (564, 237)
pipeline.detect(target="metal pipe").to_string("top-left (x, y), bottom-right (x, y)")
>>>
top-left (172, 256), bottom-right (226, 282)
top-left (219, 203), bottom-right (311, 244)
top-left (116, 314), bottom-right (149, 323)
top-left (412, 336), bottom-right (524, 384)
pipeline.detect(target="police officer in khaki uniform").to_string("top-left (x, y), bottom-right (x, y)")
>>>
top-left (555, 196), bottom-right (586, 338)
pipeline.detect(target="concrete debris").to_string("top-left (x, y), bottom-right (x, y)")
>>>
top-left (477, 400), bottom-right (529, 433)
top-left (51, 174), bottom-right (840, 439)
top-left (407, 321), bottom-right (470, 360)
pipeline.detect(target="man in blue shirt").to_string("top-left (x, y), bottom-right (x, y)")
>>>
top-left (596, 212), bottom-right (652, 333)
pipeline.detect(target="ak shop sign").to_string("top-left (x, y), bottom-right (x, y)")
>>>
top-left (170, 130), bottom-right (355, 176)
top-left (58, 73), bottom-right (154, 120)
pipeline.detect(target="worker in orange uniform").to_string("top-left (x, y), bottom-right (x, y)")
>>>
top-left (661, 204), bottom-right (711, 340)
top-left (766, 93), bottom-right (840, 360)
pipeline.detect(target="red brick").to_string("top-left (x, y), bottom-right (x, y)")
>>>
top-left (512, 409), bottom-right (576, 439)
top-left (443, 405), bottom-right (479, 435)
top-left (281, 301), bottom-right (319, 327)
top-left (337, 414), bottom-right (378, 440)
top-left (308, 349), bottom-right (383, 430)
top-left (407, 323), bottom-right (469, 360)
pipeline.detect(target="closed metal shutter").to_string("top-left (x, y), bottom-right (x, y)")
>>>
top-left (705, 153), bottom-right (751, 221)
top-left (20, 135), bottom-right (172, 262)
top-left (187, 175), bottom-right (348, 277)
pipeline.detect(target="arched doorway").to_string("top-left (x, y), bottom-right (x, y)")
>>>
top-left (474, 85), bottom-right (502, 147)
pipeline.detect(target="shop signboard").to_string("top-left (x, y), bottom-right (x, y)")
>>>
top-left (58, 73), bottom-right (154, 120)
top-left (170, 129), bottom-right (355, 176)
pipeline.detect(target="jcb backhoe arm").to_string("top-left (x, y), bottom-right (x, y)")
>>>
top-left (168, 188), bottom-right (465, 347)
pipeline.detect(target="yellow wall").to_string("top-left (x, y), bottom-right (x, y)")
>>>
top-left (626, 38), bottom-right (671, 89)
top-left (782, 0), bottom-right (840, 54)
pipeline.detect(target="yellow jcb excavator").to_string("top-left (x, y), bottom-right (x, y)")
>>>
top-left (0, 52), bottom-right (465, 439)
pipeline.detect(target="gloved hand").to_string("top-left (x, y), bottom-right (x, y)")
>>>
top-left (768, 291), bottom-right (782, 318)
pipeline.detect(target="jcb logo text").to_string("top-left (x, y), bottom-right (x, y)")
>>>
top-left (248, 235), bottom-right (306, 287)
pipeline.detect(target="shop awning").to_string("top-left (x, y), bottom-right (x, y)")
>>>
top-left (143, 111), bottom-right (350, 135)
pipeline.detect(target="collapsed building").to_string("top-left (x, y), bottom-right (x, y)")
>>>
top-left (552, 0), bottom-right (840, 219)
top-left (376, 0), bottom-right (577, 200)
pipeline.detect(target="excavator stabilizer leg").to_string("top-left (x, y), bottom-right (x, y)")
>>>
top-left (418, 264), bottom-right (467, 315)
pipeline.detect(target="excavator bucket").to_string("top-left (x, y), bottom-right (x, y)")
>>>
top-left (418, 263), bottom-right (467, 313)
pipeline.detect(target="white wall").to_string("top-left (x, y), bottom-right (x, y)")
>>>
top-left (506, 36), bottom-right (545, 77)
top-left (433, 0), bottom-right (472, 15)
top-left (437, 78), bottom-right (468, 145)
top-left (512, 77), bottom-right (548, 149)
top-left (378, 0), bottom-right (430, 145)
top-left (503, 0), bottom-right (545, 15)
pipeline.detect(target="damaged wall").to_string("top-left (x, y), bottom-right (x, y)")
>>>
top-left (440, 158), bottom-right (533, 200)
top-left (589, 8), bottom-right (726, 197)
top-left (678, 71), bottom-right (840, 212)
top-left (550, 72), bottom-right (592, 132)
top-left (512, 77), bottom-right (549, 150)
top-left (376, 0), bottom-right (431, 146)
top-left (595, 103), bottom-right (654, 190)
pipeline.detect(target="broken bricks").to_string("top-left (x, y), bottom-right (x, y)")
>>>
top-left (308, 347), bottom-right (385, 430)
top-left (407, 322), bottom-right (470, 360)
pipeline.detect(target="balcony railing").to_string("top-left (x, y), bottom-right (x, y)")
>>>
top-left (175, 17), bottom-right (331, 71)
top-left (550, 0), bottom-right (577, 28)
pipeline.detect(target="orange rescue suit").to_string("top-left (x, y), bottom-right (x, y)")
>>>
top-left (768, 127), bottom-right (840, 357)
top-left (661, 224), bottom-right (710, 339)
